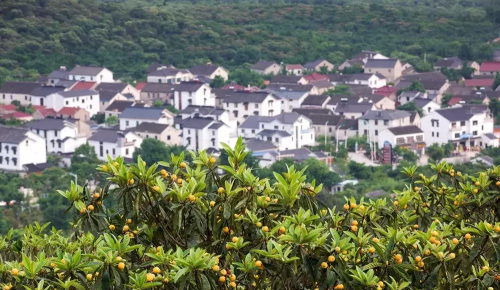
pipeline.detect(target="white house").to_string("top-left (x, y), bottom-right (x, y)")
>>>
top-left (95, 82), bottom-right (141, 100)
top-left (285, 64), bottom-right (304, 76)
top-left (98, 91), bottom-right (128, 112)
top-left (173, 82), bottom-right (213, 110)
top-left (47, 67), bottom-right (71, 84)
top-left (250, 61), bottom-right (282, 75)
top-left (190, 64), bottom-right (229, 81)
top-left (421, 105), bottom-right (494, 149)
top-left (104, 101), bottom-right (149, 119)
top-left (334, 99), bottom-right (376, 120)
top-left (481, 133), bottom-right (499, 148)
top-left (0, 82), bottom-right (41, 105)
top-left (378, 126), bottom-right (426, 156)
top-left (29, 86), bottom-right (68, 107)
top-left (45, 90), bottom-right (100, 116)
top-left (346, 73), bottom-right (387, 89)
top-left (178, 105), bottom-right (236, 134)
top-left (119, 107), bottom-right (175, 130)
top-left (413, 98), bottom-right (441, 116)
top-left (179, 117), bottom-right (230, 152)
top-left (0, 126), bottom-right (47, 172)
top-left (222, 91), bottom-right (282, 126)
top-left (271, 90), bottom-right (309, 112)
top-left (88, 128), bottom-right (143, 161)
top-left (358, 110), bottom-right (412, 143)
top-left (25, 118), bottom-right (88, 154)
top-left (132, 122), bottom-right (181, 146)
top-left (147, 68), bottom-right (193, 84)
top-left (238, 112), bottom-right (315, 150)
top-left (68, 66), bottom-right (114, 83)
top-left (398, 91), bottom-right (427, 105)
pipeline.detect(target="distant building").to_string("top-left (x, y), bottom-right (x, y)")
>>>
top-left (146, 68), bottom-right (193, 84)
top-left (222, 91), bottom-right (281, 126)
top-left (190, 64), bottom-right (229, 81)
top-left (285, 64), bottom-right (304, 76)
top-left (119, 107), bottom-right (175, 130)
top-left (0, 126), bottom-right (47, 172)
top-left (378, 125), bottom-right (426, 156)
top-left (0, 82), bottom-right (41, 105)
top-left (88, 128), bottom-right (142, 161)
top-left (45, 90), bottom-right (100, 116)
top-left (303, 59), bottom-right (334, 72)
top-left (68, 66), bottom-right (114, 83)
top-left (179, 117), bottom-right (230, 152)
top-left (94, 82), bottom-right (141, 100)
top-left (479, 62), bottom-right (500, 76)
top-left (25, 118), bottom-right (88, 154)
top-left (173, 82), bottom-right (213, 110)
top-left (104, 101), bottom-right (149, 119)
top-left (364, 59), bottom-right (402, 82)
top-left (358, 110), bottom-right (412, 142)
top-left (250, 61), bottom-right (282, 75)
top-left (132, 122), bottom-right (181, 146)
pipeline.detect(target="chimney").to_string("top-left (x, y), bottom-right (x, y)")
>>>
top-left (340, 98), bottom-right (348, 105)
top-left (377, 111), bottom-right (382, 116)
top-left (207, 61), bottom-right (212, 65)
top-left (60, 66), bottom-right (67, 71)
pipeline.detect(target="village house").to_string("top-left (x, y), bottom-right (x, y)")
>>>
top-left (339, 50), bottom-right (388, 70)
top-left (334, 99), bottom-right (376, 119)
top-left (270, 90), bottom-right (309, 113)
top-left (464, 78), bottom-right (495, 89)
top-left (177, 105), bottom-right (234, 130)
top-left (398, 91), bottom-right (427, 106)
top-left (88, 128), bottom-right (142, 161)
top-left (307, 113), bottom-right (342, 139)
top-left (190, 64), bottom-right (229, 81)
top-left (300, 94), bottom-right (331, 109)
top-left (270, 75), bottom-right (308, 85)
top-left (250, 61), bottom-right (282, 75)
top-left (0, 104), bottom-right (17, 115)
top-left (68, 66), bottom-right (114, 83)
top-left (132, 122), bottom-right (181, 146)
top-left (378, 126), bottom-right (426, 156)
top-left (25, 117), bottom-right (88, 154)
top-left (94, 82), bottom-right (141, 100)
top-left (222, 91), bottom-right (281, 126)
top-left (346, 73), bottom-right (387, 89)
top-left (303, 59), bottom-right (334, 72)
top-left (413, 98), bottom-right (441, 115)
top-left (358, 110), bottom-right (412, 143)
top-left (180, 117), bottom-right (230, 152)
top-left (47, 67), bottom-right (71, 84)
top-left (32, 107), bottom-right (57, 120)
top-left (285, 64), bottom-right (304, 76)
top-left (335, 118), bottom-right (358, 142)
top-left (45, 90), bottom-right (100, 116)
top-left (56, 107), bottom-right (90, 122)
top-left (421, 105), bottom-right (494, 149)
top-left (146, 68), bottom-right (193, 84)
top-left (0, 82), bottom-right (41, 105)
top-left (98, 91), bottom-right (128, 111)
top-left (396, 72), bottom-right (449, 102)
top-left (30, 86), bottom-right (67, 107)
top-left (433, 57), bottom-right (480, 74)
top-left (104, 101), bottom-right (149, 119)
top-left (364, 59), bottom-right (402, 82)
top-left (267, 84), bottom-right (319, 95)
top-left (70, 81), bottom-right (97, 91)
top-left (173, 82), bottom-right (213, 110)
top-left (479, 62), bottom-right (500, 76)
top-left (139, 83), bottom-right (176, 103)
top-left (119, 107), bottom-right (175, 130)
top-left (0, 126), bottom-right (47, 172)
top-left (238, 112), bottom-right (315, 150)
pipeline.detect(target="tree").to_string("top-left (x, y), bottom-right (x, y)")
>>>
top-left (341, 64), bottom-right (364, 74)
top-left (219, 149), bottom-right (260, 169)
top-left (397, 101), bottom-right (424, 116)
top-left (210, 76), bottom-right (225, 88)
top-left (70, 143), bottom-right (101, 185)
top-left (91, 112), bottom-right (105, 124)
top-left (441, 93), bottom-right (453, 107)
top-left (426, 144), bottom-right (445, 161)
top-left (406, 80), bottom-right (425, 93)
top-left (324, 85), bottom-right (351, 96)
top-left (133, 139), bottom-right (190, 166)
top-left (104, 115), bottom-right (118, 126)
top-left (348, 161), bottom-right (372, 179)
top-left (153, 100), bottom-right (163, 107)
top-left (493, 72), bottom-right (500, 91)
top-left (458, 43), bottom-right (474, 61)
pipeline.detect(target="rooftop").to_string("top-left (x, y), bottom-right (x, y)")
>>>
top-left (88, 128), bottom-right (129, 143)
top-left (245, 138), bottom-right (278, 152)
top-left (0, 126), bottom-right (30, 143)
top-left (361, 110), bottom-right (410, 120)
top-left (71, 81), bottom-right (97, 91)
top-left (387, 125), bottom-right (423, 136)
top-left (0, 82), bottom-right (40, 94)
top-left (258, 129), bottom-right (291, 137)
top-left (364, 59), bottom-right (399, 69)
top-left (94, 82), bottom-right (129, 92)
top-left (303, 59), bottom-right (328, 69)
top-left (70, 66), bottom-right (106, 76)
top-left (480, 62), bottom-right (500, 72)
top-left (30, 86), bottom-right (66, 97)
top-left (105, 101), bottom-right (145, 113)
top-left (56, 89), bottom-right (98, 98)
top-left (250, 60), bottom-right (277, 71)
top-left (25, 117), bottom-right (77, 130)
top-left (301, 94), bottom-right (330, 106)
top-left (120, 107), bottom-right (166, 120)
top-left (270, 75), bottom-right (303, 84)
top-left (222, 91), bottom-right (274, 104)
top-left (435, 106), bottom-right (488, 122)
top-left (133, 122), bottom-right (170, 134)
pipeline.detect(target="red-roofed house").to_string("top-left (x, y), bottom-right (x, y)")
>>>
top-left (221, 82), bottom-right (246, 91)
top-left (464, 79), bottom-right (495, 88)
top-left (2, 112), bottom-right (33, 121)
top-left (480, 62), bottom-right (500, 76)
top-left (304, 73), bottom-right (329, 83)
top-left (32, 108), bottom-right (57, 120)
top-left (0, 104), bottom-right (17, 115)
top-left (135, 82), bottom-right (147, 91)
top-left (71, 81), bottom-right (97, 91)
top-left (374, 86), bottom-right (398, 100)
top-left (285, 64), bottom-right (304, 76)
top-left (57, 107), bottom-right (90, 121)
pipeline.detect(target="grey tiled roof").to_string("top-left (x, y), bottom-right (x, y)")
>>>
top-left (360, 110), bottom-right (410, 120)
top-left (435, 106), bottom-right (486, 122)
top-left (0, 126), bottom-right (30, 143)
top-left (364, 59), bottom-right (399, 69)
top-left (48, 69), bottom-right (70, 79)
top-left (245, 138), bottom-right (278, 152)
top-left (70, 66), bottom-right (106, 75)
top-left (99, 91), bottom-right (120, 102)
top-left (180, 105), bottom-right (225, 116)
top-left (258, 129), bottom-right (291, 137)
top-left (250, 61), bottom-right (277, 71)
top-left (387, 125), bottom-right (423, 136)
top-left (133, 122), bottom-right (170, 134)
top-left (95, 82), bottom-right (128, 92)
top-left (88, 128), bottom-right (126, 143)
top-left (301, 94), bottom-right (330, 106)
top-left (223, 92), bottom-right (274, 104)
top-left (120, 107), bottom-right (165, 120)
top-left (0, 82), bottom-right (41, 94)
top-left (30, 86), bottom-right (66, 97)
top-left (181, 117), bottom-right (215, 129)
top-left (190, 65), bottom-right (222, 76)
top-left (270, 75), bottom-right (303, 84)
top-left (57, 90), bottom-right (98, 98)
top-left (303, 59), bottom-right (327, 69)
top-left (25, 118), bottom-right (77, 130)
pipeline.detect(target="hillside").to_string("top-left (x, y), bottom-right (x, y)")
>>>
top-left (0, 0), bottom-right (498, 83)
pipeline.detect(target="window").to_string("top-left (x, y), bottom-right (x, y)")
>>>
top-left (66, 101), bottom-right (69, 105)
top-left (167, 135), bottom-right (171, 140)
top-left (252, 130), bottom-right (255, 133)
top-left (255, 104), bottom-right (259, 108)
top-left (90, 105), bottom-right (92, 109)
top-left (154, 136), bottom-right (157, 139)
top-left (126, 121), bottom-right (129, 126)
top-left (242, 129), bottom-right (245, 133)
top-left (275, 137), bottom-right (279, 142)
top-left (188, 130), bottom-right (191, 134)
top-left (374, 120), bottom-right (378, 125)
top-left (384, 120), bottom-right (389, 126)
top-left (58, 141), bottom-right (61, 148)
top-left (126, 148), bottom-right (129, 155)
top-left (437, 132), bottom-right (439, 137)
top-left (261, 124), bottom-right (264, 129)
top-left (90, 96), bottom-right (93, 100)
top-left (82, 99), bottom-right (85, 103)
top-left (460, 121), bottom-right (465, 126)
top-left (54, 130), bottom-right (58, 137)
top-left (432, 132), bottom-right (435, 137)
top-left (274, 125), bottom-right (278, 129)
top-left (473, 131), bottom-right (478, 136)
top-left (388, 69), bottom-right (391, 72)
top-left (375, 130), bottom-right (378, 136)
top-left (364, 130), bottom-right (368, 135)
top-left (212, 130), bottom-right (215, 136)
top-left (329, 127), bottom-right (332, 132)
top-left (455, 133), bottom-right (460, 138)
top-left (136, 121), bottom-right (139, 126)
top-left (25, 96), bottom-right (28, 100)
top-left (113, 148), bottom-right (116, 155)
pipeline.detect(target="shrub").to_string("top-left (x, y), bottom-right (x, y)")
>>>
top-left (1, 139), bottom-right (500, 289)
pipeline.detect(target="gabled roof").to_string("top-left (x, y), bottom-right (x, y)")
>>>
top-left (267, 84), bottom-right (315, 92)
top-left (271, 90), bottom-right (308, 101)
top-left (398, 72), bottom-right (448, 91)
top-left (25, 118), bottom-right (77, 130)
top-left (56, 90), bottom-right (97, 98)
top-left (23, 162), bottom-right (53, 173)
top-left (286, 64), bottom-right (303, 70)
top-left (88, 128), bottom-right (130, 143)
top-left (239, 112), bottom-right (303, 128)
top-left (464, 78), bottom-right (495, 87)
top-left (480, 62), bottom-right (500, 72)
top-left (120, 107), bottom-right (165, 120)
top-left (387, 125), bottom-right (423, 136)
top-left (364, 59), bottom-right (399, 69)
top-left (48, 69), bottom-right (70, 79)
top-left (245, 138), bottom-right (278, 152)
top-left (181, 117), bottom-right (216, 129)
top-left (435, 106), bottom-right (487, 122)
top-left (278, 147), bottom-right (317, 161)
top-left (2, 112), bottom-right (32, 120)
top-left (327, 74), bottom-right (352, 83)
top-left (434, 57), bottom-right (463, 69)
top-left (95, 82), bottom-right (129, 92)
top-left (292, 108), bottom-right (332, 116)
top-left (301, 94), bottom-right (330, 106)
top-left (304, 73), bottom-right (329, 82)
top-left (335, 103), bottom-right (374, 113)
top-left (250, 61), bottom-right (278, 71)
top-left (270, 75), bottom-right (303, 84)
top-left (99, 91), bottom-right (121, 102)
top-left (71, 81), bottom-right (97, 91)
top-left (413, 97), bottom-right (433, 108)
top-left (0, 125), bottom-right (30, 143)
top-left (69, 66), bottom-right (106, 76)
top-left (179, 105), bottom-right (225, 116)
top-left (141, 83), bottom-right (176, 93)
top-left (29, 86), bottom-right (66, 97)
top-left (190, 64), bottom-right (224, 76)
top-left (360, 110), bottom-right (410, 120)
top-left (135, 82), bottom-right (147, 91)
top-left (58, 107), bottom-right (85, 116)
top-left (303, 59), bottom-right (329, 69)
top-left (148, 68), bottom-right (190, 77)
top-left (53, 80), bottom-right (77, 88)
top-left (258, 129), bottom-right (291, 137)
top-left (36, 108), bottom-right (57, 117)
top-left (352, 50), bottom-right (383, 60)
top-left (223, 91), bottom-right (275, 104)
top-left (174, 82), bottom-right (206, 92)
top-left (105, 100), bottom-right (135, 112)
top-left (483, 133), bottom-right (497, 140)
top-left (307, 114), bottom-right (342, 125)
top-left (337, 118), bottom-right (358, 130)
top-left (0, 104), bottom-right (17, 111)
top-left (133, 122), bottom-right (170, 134)
top-left (0, 82), bottom-right (40, 94)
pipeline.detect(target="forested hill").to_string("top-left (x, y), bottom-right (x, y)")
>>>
top-left (0, 0), bottom-right (498, 83)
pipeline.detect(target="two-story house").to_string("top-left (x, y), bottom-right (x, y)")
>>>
top-left (238, 112), bottom-right (315, 150)
top-left (47, 67), bottom-right (71, 85)
top-left (346, 73), bottom-right (387, 89)
top-left (140, 83), bottom-right (176, 103)
top-left (285, 64), bottom-right (304, 76)
top-left (132, 122), bottom-right (181, 146)
top-left (0, 126), bottom-right (47, 172)
top-left (421, 105), bottom-right (494, 149)
top-left (180, 117), bottom-right (230, 152)
top-left (104, 101), bottom-right (149, 119)
top-left (398, 91), bottom-right (427, 106)
top-left (29, 86), bottom-right (67, 107)
top-left (303, 59), bottom-right (335, 72)
top-left (222, 91), bottom-right (282, 126)
top-left (378, 125), bottom-right (426, 156)
top-left (45, 90), bottom-right (100, 117)
top-left (250, 61), bottom-right (282, 75)
top-left (334, 99), bottom-right (376, 119)
top-left (479, 62), bottom-right (500, 76)
top-left (147, 68), bottom-right (193, 84)
top-left (119, 107), bottom-right (175, 130)
top-left (68, 66), bottom-right (114, 83)
top-left (358, 110), bottom-right (412, 143)
top-left (25, 117), bottom-right (88, 154)
top-left (189, 64), bottom-right (229, 81)
top-left (88, 128), bottom-right (142, 161)
top-left (364, 59), bottom-right (402, 82)
top-left (173, 82), bottom-right (213, 110)
top-left (94, 82), bottom-right (141, 100)
top-left (0, 82), bottom-right (41, 105)
top-left (271, 89), bottom-right (310, 113)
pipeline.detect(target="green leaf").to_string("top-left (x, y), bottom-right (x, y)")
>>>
top-left (223, 202), bottom-right (231, 220)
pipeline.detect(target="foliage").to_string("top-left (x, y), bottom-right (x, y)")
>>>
top-left (70, 143), bottom-right (102, 185)
top-left (324, 85), bottom-right (352, 96)
top-left (210, 76), bottom-right (226, 88)
top-left (133, 139), bottom-right (191, 166)
top-left (426, 143), bottom-right (453, 162)
top-left (105, 115), bottom-right (119, 126)
top-left (91, 113), bottom-right (105, 124)
top-left (165, 105), bottom-right (178, 114)
top-left (3, 139), bottom-right (500, 289)
top-left (153, 100), bottom-right (163, 108)
top-left (441, 93), bottom-right (453, 108)
top-left (394, 147), bottom-right (418, 163)
top-left (397, 102), bottom-right (423, 117)
top-left (493, 72), bottom-right (500, 91)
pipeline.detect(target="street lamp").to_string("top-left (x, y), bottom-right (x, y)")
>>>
top-left (324, 120), bottom-right (329, 147)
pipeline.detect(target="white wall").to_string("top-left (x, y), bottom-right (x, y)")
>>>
top-left (174, 86), bottom-right (213, 110)
top-left (119, 116), bottom-right (170, 131)
top-left (358, 116), bottom-right (411, 142)
top-left (0, 133), bottom-right (46, 171)
top-left (46, 93), bottom-right (100, 116)
top-left (224, 95), bottom-right (282, 126)
top-left (1, 93), bottom-right (31, 105)
top-left (31, 125), bottom-right (80, 154)
top-left (69, 69), bottom-right (113, 83)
